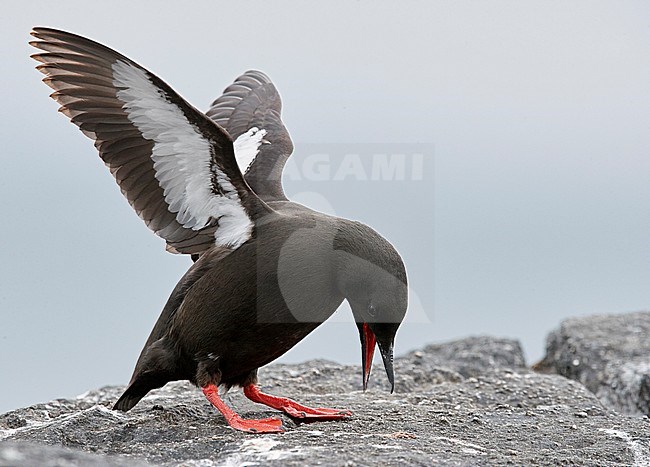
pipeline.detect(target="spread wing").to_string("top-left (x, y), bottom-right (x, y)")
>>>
top-left (206, 70), bottom-right (294, 201)
top-left (30, 27), bottom-right (270, 254)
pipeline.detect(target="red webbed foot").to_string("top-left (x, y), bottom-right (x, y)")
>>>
top-left (282, 406), bottom-right (352, 420)
top-left (226, 414), bottom-right (284, 433)
top-left (202, 384), bottom-right (284, 433)
top-left (244, 384), bottom-right (352, 420)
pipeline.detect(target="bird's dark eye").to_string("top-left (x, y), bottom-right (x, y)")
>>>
top-left (368, 304), bottom-right (376, 317)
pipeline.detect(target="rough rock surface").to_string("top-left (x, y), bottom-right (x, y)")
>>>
top-left (537, 311), bottom-right (650, 417)
top-left (2, 336), bottom-right (650, 466)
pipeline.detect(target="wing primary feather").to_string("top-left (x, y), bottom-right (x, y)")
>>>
top-left (31, 27), bottom-right (270, 252)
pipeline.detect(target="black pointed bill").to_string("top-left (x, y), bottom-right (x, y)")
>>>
top-left (378, 340), bottom-right (395, 393)
top-left (357, 322), bottom-right (395, 392)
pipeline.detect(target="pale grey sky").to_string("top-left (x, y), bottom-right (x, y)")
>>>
top-left (2, 1), bottom-right (650, 414)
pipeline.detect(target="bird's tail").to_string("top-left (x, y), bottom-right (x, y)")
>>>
top-left (113, 371), bottom-right (171, 412)
top-left (113, 392), bottom-right (141, 412)
top-left (113, 337), bottom-right (180, 412)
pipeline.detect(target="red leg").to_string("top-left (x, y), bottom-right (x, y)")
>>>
top-left (243, 384), bottom-right (352, 420)
top-left (202, 384), bottom-right (284, 433)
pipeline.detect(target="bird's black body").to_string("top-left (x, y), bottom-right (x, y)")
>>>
top-left (31, 27), bottom-right (408, 431)
top-left (115, 203), bottom-right (405, 411)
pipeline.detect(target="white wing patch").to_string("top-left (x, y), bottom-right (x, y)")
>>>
top-left (234, 127), bottom-right (267, 174)
top-left (111, 60), bottom-right (253, 248)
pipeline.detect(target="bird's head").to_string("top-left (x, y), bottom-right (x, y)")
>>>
top-left (335, 220), bottom-right (408, 393)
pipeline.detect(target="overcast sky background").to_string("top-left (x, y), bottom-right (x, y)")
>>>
top-left (2, 1), bottom-right (650, 414)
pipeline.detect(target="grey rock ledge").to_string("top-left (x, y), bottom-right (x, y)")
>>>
top-left (1, 333), bottom-right (649, 466)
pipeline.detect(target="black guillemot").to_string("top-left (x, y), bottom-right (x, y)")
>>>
top-left (31, 27), bottom-right (408, 433)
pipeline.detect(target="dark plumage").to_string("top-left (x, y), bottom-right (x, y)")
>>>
top-left (31, 27), bottom-right (408, 433)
